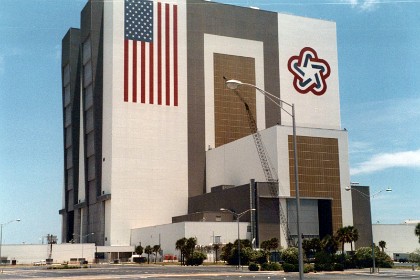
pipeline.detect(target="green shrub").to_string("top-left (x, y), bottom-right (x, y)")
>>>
top-left (282, 262), bottom-right (298, 272)
top-left (333, 263), bottom-right (344, 271)
top-left (260, 262), bottom-right (270, 271)
top-left (186, 251), bottom-right (207, 266)
top-left (251, 250), bottom-right (269, 265)
top-left (409, 249), bottom-right (420, 264)
top-left (354, 247), bottom-right (393, 269)
top-left (314, 262), bottom-right (328, 271)
top-left (376, 251), bottom-right (394, 268)
top-left (354, 247), bottom-right (373, 268)
top-left (304, 263), bottom-right (314, 273)
top-left (343, 254), bottom-right (357, 269)
top-left (313, 263), bottom-right (321, 271)
top-left (281, 247), bottom-right (299, 264)
top-left (47, 264), bottom-right (80, 270)
top-left (270, 262), bottom-right (282, 271)
top-left (260, 262), bottom-right (282, 271)
top-left (314, 251), bottom-right (334, 272)
top-left (314, 251), bottom-right (333, 264)
top-left (243, 247), bottom-right (265, 265)
top-left (248, 262), bottom-right (259, 271)
top-left (223, 247), bottom-right (254, 266)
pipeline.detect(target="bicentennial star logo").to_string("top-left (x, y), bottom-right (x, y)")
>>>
top-left (288, 47), bottom-right (331, 96)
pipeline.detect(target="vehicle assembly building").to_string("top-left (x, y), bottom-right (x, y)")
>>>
top-left (60, 0), bottom-right (356, 252)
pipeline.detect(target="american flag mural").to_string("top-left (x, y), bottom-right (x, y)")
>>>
top-left (124, 0), bottom-right (178, 106)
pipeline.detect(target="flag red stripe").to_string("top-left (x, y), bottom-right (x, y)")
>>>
top-left (132, 41), bottom-right (137, 103)
top-left (157, 2), bottom-right (162, 105)
top-left (165, 3), bottom-right (170, 106)
top-left (173, 5), bottom-right (178, 107)
top-left (124, 2), bottom-right (178, 106)
top-left (141, 41), bottom-right (146, 103)
top-left (149, 43), bottom-right (154, 104)
top-left (124, 40), bottom-right (129, 102)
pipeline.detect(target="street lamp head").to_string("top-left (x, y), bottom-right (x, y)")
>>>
top-left (386, 187), bottom-right (392, 192)
top-left (345, 186), bottom-right (351, 191)
top-left (225, 79), bottom-right (243, 90)
top-left (16, 219), bottom-right (21, 222)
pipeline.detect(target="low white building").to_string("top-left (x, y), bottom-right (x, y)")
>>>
top-left (0, 244), bottom-right (134, 265)
top-left (373, 222), bottom-right (419, 260)
top-left (0, 244), bottom-right (95, 265)
top-left (131, 222), bottom-right (250, 260)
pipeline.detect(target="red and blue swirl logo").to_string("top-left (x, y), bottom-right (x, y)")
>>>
top-left (288, 47), bottom-right (331, 96)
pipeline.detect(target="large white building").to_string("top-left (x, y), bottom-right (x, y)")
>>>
top-left (60, 0), bottom-right (354, 250)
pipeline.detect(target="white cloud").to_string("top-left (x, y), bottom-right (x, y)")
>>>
top-left (341, 0), bottom-right (378, 11)
top-left (360, 0), bottom-right (377, 11)
top-left (342, 0), bottom-right (358, 7)
top-left (350, 148), bottom-right (420, 175)
top-left (349, 140), bottom-right (374, 154)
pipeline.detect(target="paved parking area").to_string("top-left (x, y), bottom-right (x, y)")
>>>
top-left (0, 265), bottom-right (419, 280)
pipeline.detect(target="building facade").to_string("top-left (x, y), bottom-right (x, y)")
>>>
top-left (61, 0), bottom-right (352, 247)
top-left (373, 222), bottom-right (419, 260)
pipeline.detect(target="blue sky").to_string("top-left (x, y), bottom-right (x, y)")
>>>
top-left (1, 0), bottom-right (419, 244)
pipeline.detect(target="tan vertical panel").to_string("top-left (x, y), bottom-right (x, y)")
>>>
top-left (289, 136), bottom-right (342, 232)
top-left (213, 53), bottom-right (256, 147)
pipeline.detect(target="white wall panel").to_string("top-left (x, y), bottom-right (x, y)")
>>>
top-left (278, 14), bottom-right (341, 130)
top-left (203, 34), bottom-right (265, 150)
top-left (373, 224), bottom-right (418, 256)
top-left (0, 244), bottom-right (96, 264)
top-left (102, 0), bottom-right (188, 246)
top-left (206, 126), bottom-right (351, 226)
top-left (131, 222), bottom-right (249, 257)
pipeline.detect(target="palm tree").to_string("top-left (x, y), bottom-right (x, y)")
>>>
top-left (213, 243), bottom-right (220, 262)
top-left (144, 245), bottom-right (153, 264)
top-left (185, 237), bottom-right (197, 261)
top-left (260, 240), bottom-right (271, 252)
top-left (416, 223), bottom-right (420, 243)
top-left (261, 238), bottom-right (278, 262)
top-left (321, 234), bottom-right (338, 255)
top-left (311, 238), bottom-right (322, 253)
top-left (153, 244), bottom-right (161, 263)
top-left (336, 227), bottom-right (352, 254)
top-left (302, 238), bottom-right (321, 259)
top-left (378, 240), bottom-right (386, 252)
top-left (336, 226), bottom-right (358, 253)
top-left (348, 226), bottom-right (359, 252)
top-left (269, 237), bottom-right (279, 251)
top-left (175, 238), bottom-right (187, 265)
top-left (302, 239), bottom-right (312, 258)
top-left (135, 243), bottom-right (143, 255)
top-left (221, 242), bottom-right (234, 263)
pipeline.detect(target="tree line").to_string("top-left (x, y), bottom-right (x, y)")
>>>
top-left (132, 222), bottom-right (420, 270)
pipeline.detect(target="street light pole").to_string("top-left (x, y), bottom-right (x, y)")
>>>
top-left (237, 214), bottom-right (240, 269)
top-left (291, 103), bottom-right (304, 279)
top-left (0, 219), bottom-right (21, 265)
top-left (73, 232), bottom-right (94, 263)
top-left (220, 208), bottom-right (255, 269)
top-left (82, 232), bottom-right (94, 261)
top-left (225, 79), bottom-right (304, 279)
top-left (345, 185), bottom-right (392, 273)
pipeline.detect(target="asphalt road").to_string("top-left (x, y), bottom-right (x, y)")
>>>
top-left (0, 264), bottom-right (419, 280)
